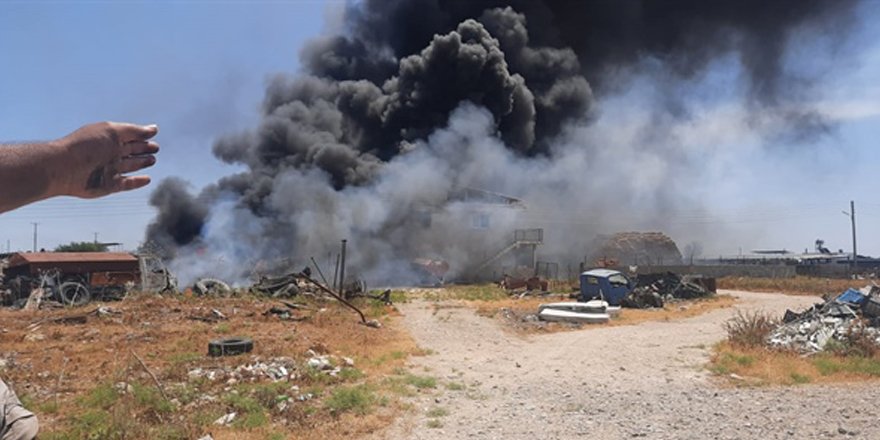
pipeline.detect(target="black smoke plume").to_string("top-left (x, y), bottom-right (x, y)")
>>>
top-left (147, 0), bottom-right (860, 283)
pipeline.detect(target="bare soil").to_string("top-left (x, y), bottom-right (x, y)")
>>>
top-left (388, 290), bottom-right (880, 439)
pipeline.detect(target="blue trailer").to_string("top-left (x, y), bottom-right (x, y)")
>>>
top-left (579, 269), bottom-right (633, 306)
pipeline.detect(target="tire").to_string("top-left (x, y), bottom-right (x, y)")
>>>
top-left (208, 337), bottom-right (254, 357)
top-left (59, 282), bottom-right (91, 306)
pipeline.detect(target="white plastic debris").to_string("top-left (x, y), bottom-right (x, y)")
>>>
top-left (214, 412), bottom-right (236, 425)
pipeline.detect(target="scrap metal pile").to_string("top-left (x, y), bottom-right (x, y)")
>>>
top-left (621, 272), bottom-right (715, 309)
top-left (768, 285), bottom-right (880, 354)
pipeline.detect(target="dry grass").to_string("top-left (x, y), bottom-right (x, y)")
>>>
top-left (723, 310), bottom-right (779, 348)
top-left (710, 342), bottom-right (880, 386)
top-left (0, 292), bottom-right (422, 440)
top-left (718, 276), bottom-right (865, 296)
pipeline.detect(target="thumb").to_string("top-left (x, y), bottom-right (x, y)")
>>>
top-left (114, 122), bottom-right (159, 143)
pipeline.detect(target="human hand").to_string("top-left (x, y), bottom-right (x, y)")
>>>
top-left (54, 122), bottom-right (159, 198)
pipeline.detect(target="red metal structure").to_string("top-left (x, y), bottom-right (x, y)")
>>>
top-left (2, 252), bottom-right (141, 306)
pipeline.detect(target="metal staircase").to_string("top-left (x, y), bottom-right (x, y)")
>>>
top-left (473, 229), bottom-right (544, 273)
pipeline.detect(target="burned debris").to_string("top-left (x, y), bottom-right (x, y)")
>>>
top-left (622, 273), bottom-right (715, 309)
top-left (767, 285), bottom-right (880, 354)
top-left (0, 251), bottom-right (182, 308)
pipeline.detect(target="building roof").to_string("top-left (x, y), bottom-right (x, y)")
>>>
top-left (449, 187), bottom-right (524, 207)
top-left (7, 252), bottom-right (138, 268)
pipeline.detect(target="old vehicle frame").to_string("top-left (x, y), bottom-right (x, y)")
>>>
top-left (1, 252), bottom-right (142, 306)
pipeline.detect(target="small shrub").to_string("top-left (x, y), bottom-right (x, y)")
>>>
top-left (427, 419), bottom-right (443, 428)
top-left (131, 383), bottom-right (174, 417)
top-left (338, 367), bottom-right (365, 381)
top-left (723, 310), bottom-right (778, 348)
top-left (790, 372), bottom-right (811, 384)
top-left (325, 385), bottom-right (376, 415)
top-left (813, 356), bottom-right (842, 375)
top-left (426, 407), bottom-right (448, 418)
top-left (847, 357), bottom-right (880, 376)
top-left (246, 382), bottom-right (289, 410)
top-left (37, 401), bottom-right (60, 415)
top-left (223, 392), bottom-right (268, 428)
top-left (445, 381), bottom-right (465, 391)
top-left (404, 374), bottom-right (436, 389)
top-left (80, 383), bottom-right (120, 410)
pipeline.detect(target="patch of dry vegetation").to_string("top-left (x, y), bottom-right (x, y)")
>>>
top-left (0, 292), bottom-right (423, 440)
top-left (711, 343), bottom-right (880, 386)
top-left (710, 310), bottom-right (880, 386)
top-left (718, 276), bottom-right (864, 296)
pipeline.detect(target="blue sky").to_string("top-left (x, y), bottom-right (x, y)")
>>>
top-left (0, 0), bottom-right (332, 251)
top-left (1, 0), bottom-right (879, 257)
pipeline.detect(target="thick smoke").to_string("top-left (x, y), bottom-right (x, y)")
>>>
top-left (147, 0), bottom-right (861, 284)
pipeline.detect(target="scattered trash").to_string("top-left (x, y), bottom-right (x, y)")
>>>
top-left (263, 306), bottom-right (305, 321)
top-left (768, 285), bottom-right (880, 354)
top-left (189, 357), bottom-right (298, 383)
top-left (208, 337), bottom-right (254, 357)
top-left (214, 412), bottom-right (236, 426)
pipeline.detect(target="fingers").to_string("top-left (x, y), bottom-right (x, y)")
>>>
top-left (113, 122), bottom-right (159, 143)
top-left (111, 175), bottom-right (152, 193)
top-left (116, 155), bottom-right (157, 174)
top-left (124, 140), bottom-right (160, 156)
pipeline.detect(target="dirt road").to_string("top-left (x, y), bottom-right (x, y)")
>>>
top-left (387, 290), bottom-right (880, 439)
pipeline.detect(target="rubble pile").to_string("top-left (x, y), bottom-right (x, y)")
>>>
top-left (187, 351), bottom-right (357, 384)
top-left (589, 232), bottom-right (683, 266)
top-left (188, 357), bottom-right (299, 384)
top-left (622, 272), bottom-right (714, 309)
top-left (768, 285), bottom-right (880, 354)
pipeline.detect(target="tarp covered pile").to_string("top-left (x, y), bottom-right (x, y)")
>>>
top-left (768, 285), bottom-right (880, 354)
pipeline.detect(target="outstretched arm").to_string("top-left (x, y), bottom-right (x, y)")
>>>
top-left (0, 122), bottom-right (159, 213)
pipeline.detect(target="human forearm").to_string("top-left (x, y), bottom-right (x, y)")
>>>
top-left (0, 122), bottom-right (159, 214)
top-left (0, 140), bottom-right (66, 213)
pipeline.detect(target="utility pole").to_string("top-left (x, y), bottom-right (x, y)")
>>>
top-left (842, 201), bottom-right (857, 273)
top-left (31, 222), bottom-right (39, 252)
top-left (850, 200), bottom-right (857, 272)
top-left (94, 232), bottom-right (99, 244)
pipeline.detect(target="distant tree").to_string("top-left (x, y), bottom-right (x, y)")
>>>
top-left (54, 241), bottom-right (108, 252)
top-left (683, 241), bottom-right (704, 265)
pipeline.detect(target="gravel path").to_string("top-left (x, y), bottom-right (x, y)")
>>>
top-left (385, 290), bottom-right (880, 439)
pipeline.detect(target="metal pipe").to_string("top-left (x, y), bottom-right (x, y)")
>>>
top-left (299, 272), bottom-right (366, 324)
top-left (310, 256), bottom-right (331, 287)
top-left (333, 253), bottom-right (340, 291)
top-left (339, 239), bottom-right (347, 295)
